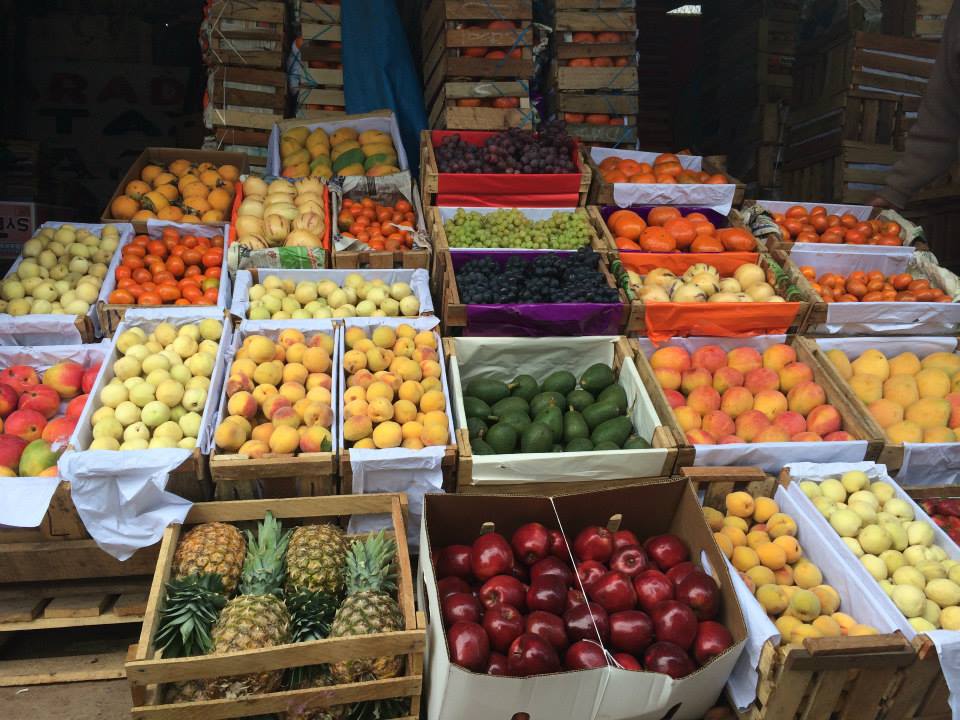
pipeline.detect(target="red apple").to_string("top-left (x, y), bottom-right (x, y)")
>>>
top-left (548, 529), bottom-right (570, 559)
top-left (565, 588), bottom-right (586, 612)
top-left (564, 601), bottom-right (610, 643)
top-left (525, 610), bottom-right (569, 652)
top-left (81, 364), bottom-right (101, 394)
top-left (442, 592), bottom-right (482, 626)
top-left (511, 522), bottom-right (550, 566)
top-left (510, 558), bottom-right (530, 583)
top-left (437, 576), bottom-right (471, 601)
top-left (530, 556), bottom-right (574, 586)
top-left (609, 610), bottom-right (655, 655)
top-left (612, 652), bottom-right (643, 671)
top-left (633, 569), bottom-right (674, 613)
top-left (565, 640), bottom-right (608, 670)
top-left (472, 533), bottom-right (513, 581)
top-left (676, 571), bottom-right (721, 620)
top-left (483, 603), bottom-right (525, 653)
top-left (613, 529), bottom-right (641, 551)
top-left (573, 526), bottom-right (614, 563)
top-left (693, 621), bottom-right (734, 666)
top-left (644, 641), bottom-right (696, 679)
top-left (588, 571), bottom-right (637, 613)
top-left (526, 576), bottom-right (566, 615)
top-left (437, 544), bottom-right (473, 579)
top-left (0, 384), bottom-right (18, 417)
top-left (486, 651), bottom-right (509, 676)
top-left (644, 534), bottom-right (690, 571)
top-left (507, 633), bottom-right (561, 677)
top-left (18, 385), bottom-right (60, 419)
top-left (576, 560), bottom-right (607, 593)
top-left (479, 575), bottom-right (526, 611)
top-left (666, 561), bottom-right (698, 587)
top-left (0, 434), bottom-right (28, 470)
top-left (609, 545), bottom-right (650, 578)
top-left (448, 621), bottom-right (490, 671)
top-left (650, 600), bottom-right (698, 650)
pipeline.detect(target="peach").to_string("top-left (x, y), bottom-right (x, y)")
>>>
top-left (655, 367), bottom-right (681, 391)
top-left (367, 397), bottom-right (394, 423)
top-left (905, 398), bottom-right (951, 429)
top-left (0, 383), bottom-right (18, 417)
top-left (308, 373), bottom-right (333, 392)
top-left (227, 391), bottom-right (258, 419)
top-left (948, 392), bottom-right (960, 429)
top-left (732, 545), bottom-right (760, 572)
top-left (18, 385), bottom-right (60, 419)
top-left (283, 363), bottom-right (309, 386)
top-left (303, 402), bottom-right (333, 428)
top-left (721, 386), bottom-right (755, 419)
top-left (413, 346), bottom-right (438, 363)
top-left (753, 390), bottom-right (788, 421)
top-left (767, 513), bottom-right (797, 538)
top-left (869, 398), bottom-right (904, 429)
top-left (719, 525), bottom-right (746, 548)
top-left (664, 389), bottom-right (686, 409)
top-left (0, 365), bottom-right (39, 393)
top-left (757, 542), bottom-right (787, 570)
top-left (347, 369), bottom-right (375, 390)
top-left (754, 426), bottom-right (791, 443)
top-left (4, 409), bottom-right (46, 442)
top-left (924, 427), bottom-right (956, 443)
top-left (735, 410), bottom-right (770, 442)
top-left (756, 584), bottom-right (788, 614)
top-left (251, 423), bottom-right (274, 443)
top-left (713, 532), bottom-right (734, 558)
top-left (279, 382), bottom-right (306, 405)
top-left (81, 365), bottom-right (100, 394)
top-left (393, 399), bottom-right (419, 425)
top-left (716, 434), bottom-right (743, 444)
top-left (268, 424), bottom-right (299, 454)
top-left (226, 372), bottom-right (254, 397)
top-left (278, 328), bottom-right (304, 348)
top-left (262, 394), bottom-right (290, 420)
top-left (725, 491), bottom-right (755, 518)
top-left (680, 368), bottom-right (712, 395)
top-left (806, 404), bottom-right (842, 436)
top-left (787, 381), bottom-right (826, 415)
top-left (824, 431), bottom-right (854, 441)
top-left (65, 394), bottom-right (88, 420)
top-left (345, 399), bottom-right (370, 420)
top-left (702, 410), bottom-right (735, 438)
top-left (688, 386), bottom-right (721, 415)
top-left (884, 374), bottom-right (919, 408)
top-left (773, 410), bottom-right (806, 436)
top-left (727, 347), bottom-right (762, 374)
top-left (691, 345), bottom-right (727, 373)
top-left (778, 362), bottom-right (814, 393)
top-left (747, 566), bottom-right (776, 588)
top-left (650, 346), bottom-right (691, 372)
top-left (41, 416), bottom-right (76, 444)
top-left (762, 343), bottom-right (797, 372)
top-left (232, 358), bottom-right (257, 379)
top-left (214, 420), bottom-right (247, 452)
top-left (271, 406), bottom-right (301, 430)
top-left (673, 406), bottom-right (702, 432)
top-left (686, 429), bottom-right (716, 445)
top-left (42, 361), bottom-right (85, 399)
top-left (774, 565), bottom-right (794, 586)
top-left (744, 368), bottom-right (780, 395)
top-left (792, 431), bottom-right (822, 442)
top-left (238, 439), bottom-right (270, 459)
top-left (253, 361), bottom-right (283, 387)
top-left (712, 366), bottom-right (744, 393)
top-left (372, 421), bottom-right (403, 449)
top-left (344, 386), bottom-right (366, 404)
top-left (794, 561), bottom-right (823, 589)
top-left (343, 415), bottom-right (374, 443)
top-left (299, 425), bottom-right (332, 453)
top-left (702, 506), bottom-right (724, 531)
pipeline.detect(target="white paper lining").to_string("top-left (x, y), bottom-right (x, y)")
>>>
top-left (634, 335), bottom-right (869, 472)
top-left (449, 336), bottom-right (669, 483)
top-left (807, 336), bottom-right (960, 485)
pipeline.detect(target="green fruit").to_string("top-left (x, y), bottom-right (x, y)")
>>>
top-left (582, 401), bottom-right (620, 430)
top-left (466, 378), bottom-right (510, 406)
top-left (565, 437), bottom-right (594, 452)
top-left (534, 406), bottom-right (563, 443)
top-left (463, 396), bottom-right (493, 420)
top-left (542, 370), bottom-right (577, 396)
top-left (520, 422), bottom-right (554, 453)
top-left (594, 441), bottom-right (620, 451)
top-left (509, 374), bottom-right (539, 401)
top-left (580, 364), bottom-right (616, 395)
top-left (332, 147), bottom-right (365, 174)
top-left (498, 411), bottom-right (531, 434)
top-left (486, 422), bottom-right (518, 454)
top-left (467, 417), bottom-right (488, 440)
top-left (623, 435), bottom-right (652, 450)
top-left (563, 410), bottom-right (590, 442)
top-left (492, 396), bottom-right (529, 418)
top-left (566, 388), bottom-right (595, 412)
top-left (363, 153), bottom-right (398, 171)
top-left (530, 391), bottom-right (566, 417)
top-left (597, 384), bottom-right (628, 414)
top-left (471, 438), bottom-right (496, 455)
top-left (591, 416), bottom-right (633, 448)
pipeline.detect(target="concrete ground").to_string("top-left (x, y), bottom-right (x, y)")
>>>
top-left (2, 680), bottom-right (130, 720)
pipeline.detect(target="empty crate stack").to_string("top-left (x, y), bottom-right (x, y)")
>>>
top-left (289, 1), bottom-right (345, 119)
top-left (883, 0), bottom-right (955, 41)
top-left (547, 0), bottom-right (639, 147)
top-left (200, 0), bottom-right (289, 175)
top-left (421, 0), bottom-right (537, 131)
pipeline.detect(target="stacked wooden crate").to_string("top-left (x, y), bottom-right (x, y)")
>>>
top-left (547, 0), bottom-right (638, 147)
top-left (421, 0), bottom-right (537, 131)
top-left (884, 0), bottom-right (954, 41)
top-left (632, 2), bottom-right (673, 151)
top-left (782, 29), bottom-right (938, 202)
top-left (201, 0), bottom-right (288, 174)
top-left (700, 0), bottom-right (799, 191)
top-left (289, 1), bottom-right (346, 119)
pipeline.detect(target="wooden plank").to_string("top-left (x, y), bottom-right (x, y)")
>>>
top-left (437, 0), bottom-right (533, 21)
top-left (114, 592), bottom-right (150, 617)
top-left (0, 611), bottom-right (142, 632)
top-left (554, 10), bottom-right (636, 32)
top-left (0, 596), bottom-right (44, 623)
top-left (798, 669), bottom-right (849, 720)
top-left (0, 648), bottom-right (129, 687)
top-left (840, 666), bottom-right (900, 719)
top-left (762, 667), bottom-right (815, 718)
top-left (43, 593), bottom-right (112, 619)
top-left (0, 539), bottom-right (159, 583)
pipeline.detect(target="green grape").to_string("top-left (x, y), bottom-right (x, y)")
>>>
top-left (444, 210), bottom-right (592, 250)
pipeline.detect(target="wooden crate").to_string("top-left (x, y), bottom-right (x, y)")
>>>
top-left (339, 446), bottom-right (458, 496)
top-left (549, 0), bottom-right (637, 33)
top-left (884, 0), bottom-right (954, 41)
top-left (428, 82), bottom-right (535, 132)
top-left (127, 494), bottom-right (424, 719)
top-left (781, 140), bottom-right (903, 204)
top-left (203, 0), bottom-right (286, 70)
top-left (332, 246), bottom-right (431, 270)
top-left (209, 127), bottom-right (271, 175)
top-left (904, 185), bottom-right (960, 275)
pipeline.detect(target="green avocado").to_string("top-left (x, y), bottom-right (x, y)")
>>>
top-left (591, 416), bottom-right (633, 448)
top-left (509, 374), bottom-right (540, 401)
top-left (623, 435), bottom-right (652, 450)
top-left (565, 437), bottom-right (594, 452)
top-left (582, 401), bottom-right (620, 430)
top-left (471, 438), bottom-right (496, 455)
top-left (466, 378), bottom-right (510, 406)
top-left (566, 388), bottom-right (595, 412)
top-left (580, 363), bottom-right (617, 395)
top-left (542, 370), bottom-right (577, 396)
top-left (563, 410), bottom-right (590, 442)
top-left (520, 422), bottom-right (554, 453)
top-left (492, 396), bottom-right (529, 418)
top-left (485, 422), bottom-right (518, 454)
top-left (463, 396), bottom-right (492, 420)
top-left (467, 416), bottom-right (487, 440)
top-left (597, 384), bottom-right (628, 414)
top-left (534, 406), bottom-right (563, 443)
top-left (530, 391), bottom-right (566, 417)
top-left (498, 411), bottom-right (532, 435)
top-left (593, 440), bottom-right (620, 451)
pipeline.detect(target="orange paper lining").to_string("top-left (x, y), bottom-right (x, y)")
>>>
top-left (643, 302), bottom-right (803, 343)
top-left (619, 252), bottom-right (759, 276)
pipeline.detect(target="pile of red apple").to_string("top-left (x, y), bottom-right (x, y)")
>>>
top-left (0, 361), bottom-right (98, 476)
top-left (433, 522), bottom-right (734, 679)
top-left (921, 499), bottom-right (960, 546)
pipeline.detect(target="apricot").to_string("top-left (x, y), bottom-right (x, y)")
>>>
top-left (674, 406), bottom-right (702, 432)
top-left (757, 542), bottom-right (788, 570)
top-left (344, 415), bottom-right (374, 442)
top-left (214, 420), bottom-right (247, 452)
top-left (727, 347), bottom-right (762, 374)
top-left (774, 565), bottom-right (795, 586)
top-left (744, 368), bottom-right (780, 394)
top-left (371, 421), bottom-right (402, 448)
top-left (812, 616), bottom-right (842, 638)
top-left (778, 362), bottom-right (814, 393)
top-left (650, 346), bottom-right (691, 372)
top-left (702, 506), bottom-right (725, 531)
top-left (421, 390), bottom-right (446, 413)
top-left (794, 561), bottom-right (824, 589)
top-left (732, 545), bottom-right (760, 572)
top-left (367, 397), bottom-right (394, 423)
top-left (762, 343), bottom-right (797, 372)
top-left (746, 565), bottom-right (776, 588)
top-left (735, 410), bottom-right (770, 442)
top-left (238, 439), bottom-right (270, 459)
top-left (688, 386), bottom-right (721, 415)
top-left (848, 624), bottom-right (879, 637)
top-left (811, 585), bottom-right (841, 615)
top-left (713, 532), bottom-right (734, 558)
top-left (806, 405), bottom-right (842, 436)
top-left (366, 381), bottom-right (394, 403)
top-left (723, 515), bottom-right (749, 533)
top-left (767, 513), bottom-right (798, 538)
top-left (756, 583), bottom-right (788, 615)
top-left (268, 425), bottom-right (299, 454)
top-left (786, 589), bottom-right (821, 622)
top-left (393, 399), bottom-right (419, 424)
top-left (745, 530), bottom-right (771, 550)
top-left (725, 491), bottom-right (756, 518)
top-left (655, 367), bottom-right (682, 390)
top-left (752, 496), bottom-right (779, 523)
top-left (247, 335), bottom-right (276, 364)
top-left (832, 612), bottom-right (857, 635)
top-left (681, 368), bottom-right (713, 395)
top-left (775, 615), bottom-right (803, 638)
top-left (753, 390), bottom-right (788, 421)
top-left (719, 525), bottom-right (747, 548)
top-left (422, 423), bottom-right (451, 446)
top-left (721, 386), bottom-right (755, 419)
top-left (713, 366), bottom-right (744, 393)
top-left (773, 536), bottom-right (802, 563)
top-left (279, 381), bottom-right (306, 405)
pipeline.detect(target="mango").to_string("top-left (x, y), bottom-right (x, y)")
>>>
top-left (851, 349), bottom-right (890, 380)
top-left (883, 374), bottom-right (919, 408)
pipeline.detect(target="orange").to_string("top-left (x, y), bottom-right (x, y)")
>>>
top-left (111, 195), bottom-right (139, 220)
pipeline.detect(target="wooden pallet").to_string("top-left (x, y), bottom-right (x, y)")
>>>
top-left (781, 140), bottom-right (903, 204)
top-left (204, 0), bottom-right (287, 70)
top-left (883, 0), bottom-right (954, 41)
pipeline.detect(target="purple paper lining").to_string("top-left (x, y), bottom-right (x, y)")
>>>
top-left (598, 205), bottom-right (729, 227)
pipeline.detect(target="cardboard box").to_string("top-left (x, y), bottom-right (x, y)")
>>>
top-left (419, 479), bottom-right (747, 720)
top-left (0, 202), bottom-right (77, 259)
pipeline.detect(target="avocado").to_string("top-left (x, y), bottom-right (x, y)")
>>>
top-left (498, 411), bottom-right (532, 435)
top-left (534, 406), bottom-right (563, 443)
top-left (580, 363), bottom-right (617, 395)
top-left (491, 396), bottom-right (529, 418)
top-left (624, 435), bottom-right (652, 450)
top-left (467, 417), bottom-right (487, 440)
top-left (486, 422), bottom-right (518, 454)
top-left (509, 374), bottom-right (540, 401)
top-left (466, 378), bottom-right (510, 406)
top-left (530, 391), bottom-right (566, 417)
top-left (542, 370), bottom-right (577, 396)
top-left (566, 388), bottom-right (595, 412)
top-left (520, 422), bottom-right (554, 453)
top-left (471, 438), bottom-right (496, 455)
top-left (594, 440), bottom-right (620, 451)
top-left (597, 384), bottom-right (628, 414)
top-left (463, 396), bottom-right (492, 420)
top-left (591, 416), bottom-right (633, 448)
top-left (565, 437), bottom-right (594, 452)
top-left (582, 401), bottom-right (620, 430)
top-left (563, 410), bottom-right (590, 442)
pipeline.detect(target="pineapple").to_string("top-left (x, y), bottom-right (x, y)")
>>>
top-left (285, 523), bottom-right (348, 597)
top-left (328, 531), bottom-right (405, 684)
top-left (173, 521), bottom-right (246, 594)
top-left (286, 667), bottom-right (348, 720)
top-left (205, 512), bottom-right (292, 699)
top-left (155, 574), bottom-right (226, 658)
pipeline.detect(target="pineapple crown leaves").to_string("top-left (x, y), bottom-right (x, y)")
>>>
top-left (286, 589), bottom-right (339, 643)
top-left (345, 530), bottom-right (398, 597)
top-left (348, 698), bottom-right (410, 720)
top-left (155, 574), bottom-right (227, 658)
top-left (239, 511), bottom-right (292, 598)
